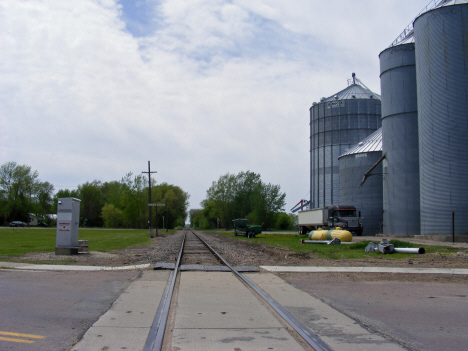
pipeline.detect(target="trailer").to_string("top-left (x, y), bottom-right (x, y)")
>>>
top-left (298, 204), bottom-right (363, 236)
top-left (232, 219), bottom-right (262, 238)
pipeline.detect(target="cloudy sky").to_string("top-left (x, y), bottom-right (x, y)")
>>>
top-left (1, 0), bottom-right (430, 213)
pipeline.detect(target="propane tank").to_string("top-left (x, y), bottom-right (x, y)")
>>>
top-left (308, 228), bottom-right (328, 240)
top-left (326, 227), bottom-right (353, 242)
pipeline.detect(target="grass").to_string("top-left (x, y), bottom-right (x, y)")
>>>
top-left (212, 231), bottom-right (463, 260)
top-left (0, 228), bottom-right (175, 257)
top-left (1, 227), bottom-right (464, 261)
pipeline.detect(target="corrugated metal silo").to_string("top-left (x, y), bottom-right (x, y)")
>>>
top-left (379, 43), bottom-right (420, 235)
top-left (414, 3), bottom-right (468, 236)
top-left (339, 128), bottom-right (383, 236)
top-left (309, 75), bottom-right (382, 208)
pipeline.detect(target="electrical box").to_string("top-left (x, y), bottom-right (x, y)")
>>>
top-left (55, 197), bottom-right (81, 255)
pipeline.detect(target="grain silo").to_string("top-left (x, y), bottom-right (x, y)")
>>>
top-left (414, 1), bottom-right (468, 236)
top-left (339, 128), bottom-right (383, 235)
top-left (310, 74), bottom-right (382, 208)
top-left (379, 43), bottom-right (420, 235)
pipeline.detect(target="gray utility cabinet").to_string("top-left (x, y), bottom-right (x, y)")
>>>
top-left (56, 197), bottom-right (81, 251)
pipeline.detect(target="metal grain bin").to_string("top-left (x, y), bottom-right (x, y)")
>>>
top-left (310, 75), bottom-right (382, 209)
top-left (379, 43), bottom-right (420, 235)
top-left (339, 128), bottom-right (383, 236)
top-left (414, 3), bottom-right (468, 236)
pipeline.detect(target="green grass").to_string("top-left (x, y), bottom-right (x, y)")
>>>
top-left (213, 231), bottom-right (462, 260)
top-left (1, 227), bottom-right (464, 261)
top-left (0, 228), bottom-right (175, 257)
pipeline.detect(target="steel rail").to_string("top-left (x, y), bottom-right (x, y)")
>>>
top-left (191, 230), bottom-right (333, 351)
top-left (143, 229), bottom-right (187, 351)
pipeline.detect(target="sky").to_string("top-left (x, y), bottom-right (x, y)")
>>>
top-left (1, 0), bottom-right (431, 214)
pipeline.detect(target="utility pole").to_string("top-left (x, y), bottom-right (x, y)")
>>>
top-left (142, 161), bottom-right (157, 238)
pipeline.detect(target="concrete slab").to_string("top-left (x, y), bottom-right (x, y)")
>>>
top-left (261, 266), bottom-right (365, 273)
top-left (19, 263), bottom-right (151, 271)
top-left (175, 272), bottom-right (282, 329)
top-left (93, 280), bottom-right (165, 328)
top-left (204, 265), bottom-right (230, 271)
top-left (0, 261), bottom-right (35, 268)
top-left (172, 271), bottom-right (304, 351)
top-left (154, 262), bottom-right (176, 270)
top-left (155, 264), bottom-right (259, 272)
top-left (72, 270), bottom-right (169, 350)
top-left (233, 266), bottom-right (259, 272)
top-left (180, 264), bottom-right (205, 271)
top-left (361, 267), bottom-right (456, 274)
top-left (172, 328), bottom-right (303, 351)
top-left (261, 266), bottom-right (468, 275)
top-left (248, 273), bottom-right (406, 351)
top-left (71, 327), bottom-right (149, 351)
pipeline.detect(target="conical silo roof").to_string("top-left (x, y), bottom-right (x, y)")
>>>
top-left (339, 128), bottom-right (382, 158)
top-left (323, 84), bottom-right (381, 102)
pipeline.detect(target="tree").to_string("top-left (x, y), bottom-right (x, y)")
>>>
top-left (32, 181), bottom-right (55, 224)
top-left (0, 161), bottom-right (55, 224)
top-left (276, 212), bottom-right (292, 230)
top-left (120, 173), bottom-right (148, 229)
top-left (77, 181), bottom-right (104, 227)
top-left (201, 171), bottom-right (286, 229)
top-left (152, 182), bottom-right (190, 229)
top-left (101, 204), bottom-right (125, 228)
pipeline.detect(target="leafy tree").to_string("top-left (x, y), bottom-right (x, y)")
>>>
top-left (152, 183), bottom-right (189, 230)
top-left (201, 171), bottom-right (286, 229)
top-left (276, 212), bottom-right (292, 230)
top-left (77, 181), bottom-right (104, 227)
top-left (189, 209), bottom-right (203, 228)
top-left (101, 204), bottom-right (125, 228)
top-left (101, 181), bottom-right (125, 208)
top-left (33, 181), bottom-right (55, 224)
top-left (120, 173), bottom-right (148, 229)
top-left (0, 161), bottom-right (55, 224)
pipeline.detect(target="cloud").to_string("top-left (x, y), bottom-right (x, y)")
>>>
top-left (1, 0), bottom-right (430, 212)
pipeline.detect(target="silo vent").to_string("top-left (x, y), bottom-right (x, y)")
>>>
top-left (358, 142), bottom-right (364, 146)
top-left (352, 94), bottom-right (356, 98)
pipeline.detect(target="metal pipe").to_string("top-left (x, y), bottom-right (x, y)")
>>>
top-left (394, 247), bottom-right (425, 254)
top-left (452, 212), bottom-right (455, 243)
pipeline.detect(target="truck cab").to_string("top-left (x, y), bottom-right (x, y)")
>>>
top-left (327, 204), bottom-right (362, 236)
top-left (297, 204), bottom-right (363, 236)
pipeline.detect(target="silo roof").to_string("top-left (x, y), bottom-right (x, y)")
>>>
top-left (339, 128), bottom-right (382, 158)
top-left (322, 83), bottom-right (381, 102)
top-left (390, 0), bottom-right (468, 47)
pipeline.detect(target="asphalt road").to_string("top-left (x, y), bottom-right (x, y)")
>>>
top-left (0, 269), bottom-right (140, 351)
top-left (282, 273), bottom-right (468, 351)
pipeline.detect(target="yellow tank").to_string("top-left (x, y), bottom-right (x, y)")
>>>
top-left (326, 227), bottom-right (353, 242)
top-left (308, 229), bottom-right (328, 240)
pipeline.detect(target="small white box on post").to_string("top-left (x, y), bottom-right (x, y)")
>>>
top-left (55, 197), bottom-right (81, 255)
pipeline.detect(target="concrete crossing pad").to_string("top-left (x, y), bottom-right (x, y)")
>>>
top-left (248, 273), bottom-right (406, 351)
top-left (71, 270), bottom-right (169, 351)
top-left (171, 271), bottom-right (304, 351)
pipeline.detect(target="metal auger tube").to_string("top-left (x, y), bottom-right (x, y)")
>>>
top-left (394, 247), bottom-right (425, 254)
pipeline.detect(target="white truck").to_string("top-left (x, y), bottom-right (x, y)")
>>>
top-left (298, 204), bottom-right (363, 236)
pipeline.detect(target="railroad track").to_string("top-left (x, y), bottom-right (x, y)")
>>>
top-left (144, 229), bottom-right (332, 351)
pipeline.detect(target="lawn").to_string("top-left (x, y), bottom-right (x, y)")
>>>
top-left (0, 228), bottom-right (173, 257)
top-left (212, 231), bottom-right (461, 260)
